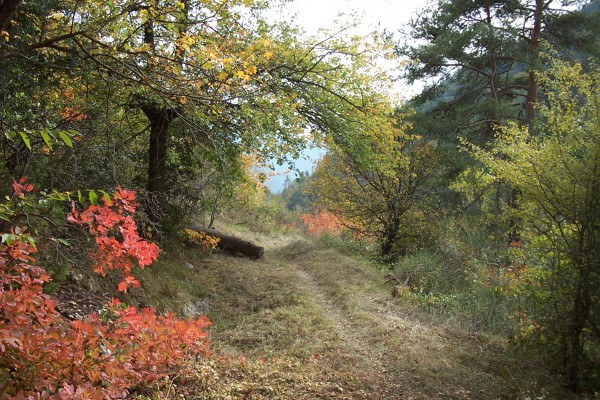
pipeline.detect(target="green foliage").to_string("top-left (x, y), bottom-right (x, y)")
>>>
top-left (229, 193), bottom-right (300, 235)
top-left (41, 260), bottom-right (69, 295)
top-left (280, 173), bottom-right (315, 212)
top-left (1, 0), bottom-right (404, 232)
top-left (311, 108), bottom-right (439, 261)
top-left (470, 60), bottom-right (600, 390)
top-left (545, 1), bottom-right (600, 65)
top-left (264, 194), bottom-right (303, 233)
top-left (399, 0), bottom-right (598, 148)
top-left (314, 232), bottom-right (372, 258)
top-left (386, 213), bottom-right (513, 333)
top-left (2, 0), bottom-right (598, 395)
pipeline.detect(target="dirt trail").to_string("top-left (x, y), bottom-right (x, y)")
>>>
top-left (278, 242), bottom-right (521, 399)
top-left (290, 264), bottom-right (382, 360)
top-left (288, 262), bottom-right (407, 396)
top-left (194, 240), bottom-right (541, 399)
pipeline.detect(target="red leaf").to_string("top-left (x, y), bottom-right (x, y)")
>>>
top-left (117, 281), bottom-right (128, 292)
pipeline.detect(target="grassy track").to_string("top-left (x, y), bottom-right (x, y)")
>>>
top-left (133, 232), bottom-right (572, 399)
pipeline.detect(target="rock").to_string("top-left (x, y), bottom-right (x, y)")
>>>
top-left (184, 261), bottom-right (195, 270)
top-left (182, 298), bottom-right (211, 318)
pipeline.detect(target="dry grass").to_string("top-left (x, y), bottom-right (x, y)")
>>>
top-left (132, 227), bottom-right (576, 400)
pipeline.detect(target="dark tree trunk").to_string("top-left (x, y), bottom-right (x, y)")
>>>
top-left (0, 0), bottom-right (21, 31)
top-left (381, 215), bottom-right (401, 262)
top-left (524, 0), bottom-right (544, 130)
top-left (485, 0), bottom-right (500, 138)
top-left (567, 262), bottom-right (592, 392)
top-left (507, 188), bottom-right (521, 244)
top-left (140, 104), bottom-right (179, 228)
top-left (507, 0), bottom-right (544, 245)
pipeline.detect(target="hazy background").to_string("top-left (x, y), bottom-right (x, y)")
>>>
top-left (264, 0), bottom-right (427, 192)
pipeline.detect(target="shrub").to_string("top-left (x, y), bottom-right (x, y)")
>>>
top-left (0, 185), bottom-right (211, 399)
top-left (181, 228), bottom-right (221, 252)
top-left (299, 210), bottom-right (344, 237)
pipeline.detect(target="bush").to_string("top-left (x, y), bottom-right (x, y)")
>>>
top-left (0, 185), bottom-right (211, 399)
top-left (389, 216), bottom-right (515, 334)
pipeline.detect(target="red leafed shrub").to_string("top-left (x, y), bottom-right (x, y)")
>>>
top-left (0, 186), bottom-right (211, 399)
top-left (67, 187), bottom-right (160, 292)
top-left (299, 210), bottom-right (344, 236)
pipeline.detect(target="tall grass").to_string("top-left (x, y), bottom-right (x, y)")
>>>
top-left (388, 215), bottom-right (517, 335)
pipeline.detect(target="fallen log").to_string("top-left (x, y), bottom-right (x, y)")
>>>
top-left (187, 227), bottom-right (264, 259)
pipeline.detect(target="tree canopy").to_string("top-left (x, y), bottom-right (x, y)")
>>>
top-left (398, 0), bottom-right (599, 141)
top-left (1, 0), bottom-right (600, 395)
top-left (469, 61), bottom-right (599, 390)
top-left (0, 0), bottom-right (400, 230)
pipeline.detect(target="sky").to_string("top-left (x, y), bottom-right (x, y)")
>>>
top-left (277, 0), bottom-right (426, 35)
top-left (264, 0), bottom-right (429, 192)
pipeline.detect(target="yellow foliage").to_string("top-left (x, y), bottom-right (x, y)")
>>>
top-left (181, 229), bottom-right (220, 250)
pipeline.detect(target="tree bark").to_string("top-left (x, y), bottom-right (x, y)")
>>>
top-left (381, 214), bottom-right (401, 262)
top-left (485, 0), bottom-right (500, 138)
top-left (0, 0), bottom-right (21, 32)
top-left (524, 0), bottom-right (544, 130)
top-left (507, 0), bottom-right (545, 245)
top-left (567, 261), bottom-right (592, 392)
top-left (139, 103), bottom-right (179, 228)
top-left (188, 227), bottom-right (264, 259)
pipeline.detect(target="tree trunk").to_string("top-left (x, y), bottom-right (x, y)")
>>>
top-left (507, 187), bottom-right (521, 244)
top-left (381, 215), bottom-right (401, 262)
top-left (485, 0), bottom-right (500, 138)
top-left (524, 0), bottom-right (544, 130)
top-left (0, 0), bottom-right (21, 31)
top-left (135, 3), bottom-right (180, 232)
top-left (140, 104), bottom-right (178, 228)
top-left (567, 262), bottom-right (592, 392)
top-left (188, 227), bottom-right (264, 259)
top-left (507, 0), bottom-right (545, 244)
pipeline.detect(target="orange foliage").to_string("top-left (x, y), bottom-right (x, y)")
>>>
top-left (11, 176), bottom-right (34, 198)
top-left (0, 186), bottom-right (211, 399)
top-left (59, 105), bottom-right (87, 121)
top-left (182, 228), bottom-right (220, 250)
top-left (299, 210), bottom-right (344, 236)
top-left (67, 187), bottom-right (160, 293)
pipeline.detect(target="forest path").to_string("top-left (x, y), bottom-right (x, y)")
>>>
top-left (287, 260), bottom-right (410, 395)
top-left (170, 239), bottom-right (530, 399)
